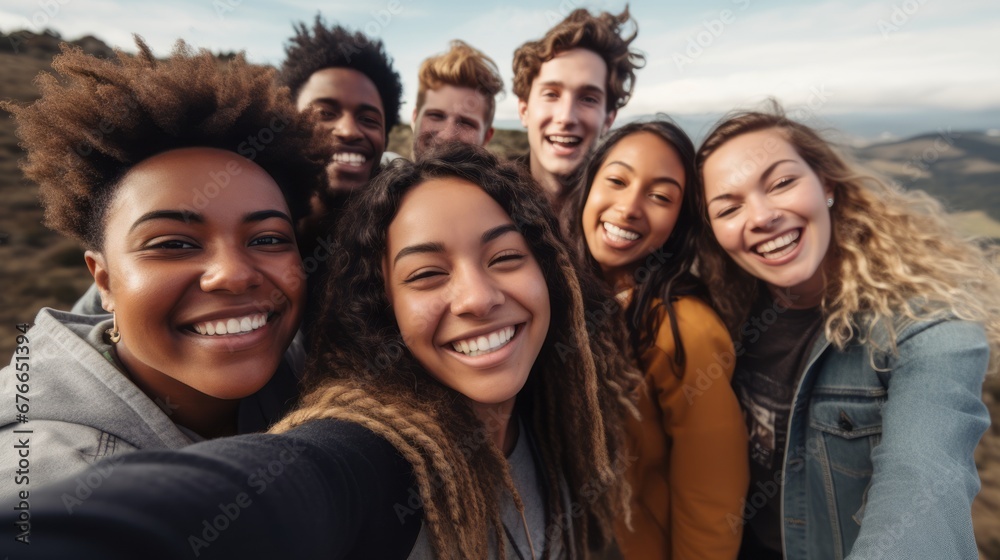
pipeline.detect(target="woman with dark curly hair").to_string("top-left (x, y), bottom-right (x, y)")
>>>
top-left (694, 102), bottom-right (998, 559)
top-left (0, 38), bottom-right (327, 499)
top-left (4, 142), bottom-right (642, 560)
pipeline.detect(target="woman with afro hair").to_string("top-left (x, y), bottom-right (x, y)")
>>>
top-left (0, 37), bottom-right (328, 500)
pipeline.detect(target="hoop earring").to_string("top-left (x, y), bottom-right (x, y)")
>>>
top-left (827, 197), bottom-right (834, 208)
top-left (107, 312), bottom-right (121, 344)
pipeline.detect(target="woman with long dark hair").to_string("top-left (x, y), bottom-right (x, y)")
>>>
top-left (564, 120), bottom-right (748, 559)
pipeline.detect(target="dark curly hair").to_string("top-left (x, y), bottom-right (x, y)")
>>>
top-left (277, 142), bottom-right (642, 559)
top-left (279, 15), bottom-right (403, 139)
top-left (512, 6), bottom-right (645, 113)
top-left (3, 36), bottom-right (328, 251)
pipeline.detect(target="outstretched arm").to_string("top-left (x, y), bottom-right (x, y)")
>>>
top-left (846, 319), bottom-right (990, 560)
top-left (3, 419), bottom-right (421, 559)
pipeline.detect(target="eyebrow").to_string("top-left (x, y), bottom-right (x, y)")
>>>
top-left (707, 159), bottom-right (796, 205)
top-left (604, 161), bottom-right (683, 189)
top-left (244, 210), bottom-right (293, 225)
top-left (311, 97), bottom-right (384, 117)
top-left (538, 81), bottom-right (605, 95)
top-left (129, 209), bottom-right (292, 233)
top-left (129, 210), bottom-right (203, 232)
top-left (392, 223), bottom-right (519, 266)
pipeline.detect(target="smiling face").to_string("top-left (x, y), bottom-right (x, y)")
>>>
top-left (412, 85), bottom-right (494, 159)
top-left (702, 128), bottom-right (833, 306)
top-left (582, 132), bottom-right (686, 288)
top-left (87, 147), bottom-right (305, 401)
top-left (384, 177), bottom-right (550, 408)
top-left (296, 67), bottom-right (386, 193)
top-left (517, 48), bottom-right (616, 198)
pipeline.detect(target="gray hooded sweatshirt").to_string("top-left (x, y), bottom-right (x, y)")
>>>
top-left (0, 308), bottom-right (303, 501)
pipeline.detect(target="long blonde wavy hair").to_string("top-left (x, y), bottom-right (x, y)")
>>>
top-left (271, 143), bottom-right (641, 559)
top-left (693, 103), bottom-right (1000, 373)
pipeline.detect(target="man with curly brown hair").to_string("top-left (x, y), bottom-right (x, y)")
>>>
top-left (513, 7), bottom-right (645, 211)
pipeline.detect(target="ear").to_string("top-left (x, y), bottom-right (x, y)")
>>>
top-left (411, 107), bottom-right (418, 129)
top-left (517, 98), bottom-right (529, 127)
top-left (483, 127), bottom-right (495, 146)
top-left (601, 109), bottom-right (617, 136)
top-left (84, 250), bottom-right (114, 313)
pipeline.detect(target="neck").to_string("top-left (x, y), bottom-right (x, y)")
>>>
top-left (112, 346), bottom-right (240, 439)
top-left (469, 398), bottom-right (518, 456)
top-left (768, 282), bottom-right (824, 310)
top-left (529, 159), bottom-right (570, 211)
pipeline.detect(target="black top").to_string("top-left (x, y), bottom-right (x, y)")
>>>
top-left (3, 419), bottom-right (422, 559)
top-left (733, 291), bottom-right (823, 557)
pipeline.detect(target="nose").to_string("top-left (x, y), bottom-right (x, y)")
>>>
top-left (438, 120), bottom-right (462, 141)
top-left (553, 96), bottom-right (579, 127)
top-left (332, 114), bottom-right (362, 142)
top-left (200, 248), bottom-right (264, 294)
top-left (747, 194), bottom-right (781, 230)
top-left (449, 265), bottom-right (505, 318)
top-left (614, 187), bottom-right (643, 221)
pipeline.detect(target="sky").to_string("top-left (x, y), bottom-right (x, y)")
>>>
top-left (3, 0), bottom-right (999, 140)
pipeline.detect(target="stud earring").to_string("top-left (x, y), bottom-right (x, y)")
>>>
top-left (107, 311), bottom-right (121, 344)
top-left (827, 197), bottom-right (834, 208)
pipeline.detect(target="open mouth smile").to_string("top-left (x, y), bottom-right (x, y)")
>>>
top-left (188, 312), bottom-right (273, 336)
top-left (753, 229), bottom-right (801, 260)
top-left (447, 325), bottom-right (520, 357)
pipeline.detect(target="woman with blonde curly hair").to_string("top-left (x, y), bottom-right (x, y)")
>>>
top-left (6, 143), bottom-right (641, 560)
top-left (692, 102), bottom-right (997, 560)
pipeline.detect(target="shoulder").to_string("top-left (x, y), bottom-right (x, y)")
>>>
top-left (650, 296), bottom-right (731, 352)
top-left (0, 420), bottom-right (137, 500)
top-left (862, 311), bottom-right (989, 367)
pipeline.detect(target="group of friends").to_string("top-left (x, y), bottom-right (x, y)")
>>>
top-left (1, 6), bottom-right (998, 560)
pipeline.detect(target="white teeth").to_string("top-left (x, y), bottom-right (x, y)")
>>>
top-left (331, 152), bottom-right (367, 165)
top-left (603, 222), bottom-right (640, 241)
top-left (191, 313), bottom-right (269, 336)
top-left (756, 230), bottom-right (801, 257)
top-left (548, 135), bottom-right (581, 144)
top-left (451, 326), bottom-right (516, 357)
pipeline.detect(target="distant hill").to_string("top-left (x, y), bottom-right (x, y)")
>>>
top-left (854, 131), bottom-right (1000, 228)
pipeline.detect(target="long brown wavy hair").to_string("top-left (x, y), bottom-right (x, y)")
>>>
top-left (272, 142), bottom-right (641, 559)
top-left (693, 102), bottom-right (1000, 372)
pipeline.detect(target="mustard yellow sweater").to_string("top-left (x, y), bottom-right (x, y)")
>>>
top-left (615, 296), bottom-right (749, 560)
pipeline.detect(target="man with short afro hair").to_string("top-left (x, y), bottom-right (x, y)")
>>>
top-left (280, 16), bottom-right (403, 197)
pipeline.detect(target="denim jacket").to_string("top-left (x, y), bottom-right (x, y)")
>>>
top-left (779, 315), bottom-right (989, 560)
